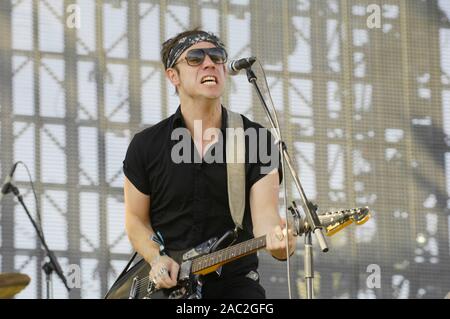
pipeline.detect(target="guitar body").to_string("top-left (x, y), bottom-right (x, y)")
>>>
top-left (105, 236), bottom-right (225, 299)
top-left (105, 255), bottom-right (198, 299)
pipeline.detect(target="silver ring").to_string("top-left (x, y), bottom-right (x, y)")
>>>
top-left (158, 267), bottom-right (168, 275)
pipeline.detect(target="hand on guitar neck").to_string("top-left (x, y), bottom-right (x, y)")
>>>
top-left (265, 219), bottom-right (296, 261)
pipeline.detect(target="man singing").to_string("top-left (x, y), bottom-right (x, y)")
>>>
top-left (123, 28), bottom-right (295, 298)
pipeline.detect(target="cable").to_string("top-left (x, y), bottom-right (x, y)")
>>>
top-left (15, 161), bottom-right (45, 239)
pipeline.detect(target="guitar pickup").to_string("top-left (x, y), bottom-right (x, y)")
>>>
top-left (178, 260), bottom-right (192, 282)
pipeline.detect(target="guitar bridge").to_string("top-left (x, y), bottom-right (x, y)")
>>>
top-left (147, 276), bottom-right (156, 294)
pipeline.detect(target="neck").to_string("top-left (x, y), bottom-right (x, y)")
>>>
top-left (179, 98), bottom-right (223, 159)
top-left (180, 99), bottom-right (222, 133)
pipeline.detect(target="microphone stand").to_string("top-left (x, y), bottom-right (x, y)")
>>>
top-left (245, 67), bottom-right (329, 299)
top-left (3, 182), bottom-right (71, 297)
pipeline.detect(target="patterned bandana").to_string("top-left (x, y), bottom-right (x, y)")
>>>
top-left (165, 31), bottom-right (226, 69)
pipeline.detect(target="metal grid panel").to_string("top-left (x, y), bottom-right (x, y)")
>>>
top-left (1, 0), bottom-right (450, 299)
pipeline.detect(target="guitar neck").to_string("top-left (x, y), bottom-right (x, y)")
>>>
top-left (191, 235), bottom-right (267, 274)
top-left (190, 207), bottom-right (370, 275)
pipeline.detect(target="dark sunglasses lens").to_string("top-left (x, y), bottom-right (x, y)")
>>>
top-left (207, 48), bottom-right (227, 64)
top-left (186, 49), bottom-right (206, 66)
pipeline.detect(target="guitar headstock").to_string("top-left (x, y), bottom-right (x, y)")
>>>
top-left (288, 204), bottom-right (371, 236)
top-left (323, 206), bottom-right (371, 236)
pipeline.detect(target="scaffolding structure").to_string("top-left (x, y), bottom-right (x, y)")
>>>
top-left (1, 0), bottom-right (449, 298)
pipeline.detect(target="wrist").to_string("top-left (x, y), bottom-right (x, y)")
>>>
top-left (145, 231), bottom-right (165, 265)
top-left (144, 248), bottom-right (161, 265)
top-left (149, 254), bottom-right (161, 267)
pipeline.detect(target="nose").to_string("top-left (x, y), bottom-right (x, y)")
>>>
top-left (202, 53), bottom-right (216, 69)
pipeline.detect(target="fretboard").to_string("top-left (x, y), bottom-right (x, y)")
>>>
top-left (191, 236), bottom-right (266, 273)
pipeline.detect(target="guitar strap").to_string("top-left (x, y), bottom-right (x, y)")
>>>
top-left (225, 107), bottom-right (246, 230)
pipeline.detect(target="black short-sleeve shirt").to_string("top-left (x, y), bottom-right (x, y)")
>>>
top-left (123, 105), bottom-right (282, 278)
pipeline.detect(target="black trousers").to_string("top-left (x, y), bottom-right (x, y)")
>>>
top-left (201, 273), bottom-right (266, 299)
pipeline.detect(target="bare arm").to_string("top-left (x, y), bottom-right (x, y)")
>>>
top-left (250, 170), bottom-right (296, 260)
top-left (124, 176), bottom-right (178, 288)
top-left (124, 176), bottom-right (158, 263)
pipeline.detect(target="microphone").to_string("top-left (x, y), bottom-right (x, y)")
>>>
top-left (0, 162), bottom-right (19, 202)
top-left (227, 57), bottom-right (256, 75)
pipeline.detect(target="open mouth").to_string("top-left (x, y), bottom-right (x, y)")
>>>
top-left (200, 75), bottom-right (218, 86)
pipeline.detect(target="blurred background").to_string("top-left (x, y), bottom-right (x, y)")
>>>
top-left (0, 0), bottom-right (450, 299)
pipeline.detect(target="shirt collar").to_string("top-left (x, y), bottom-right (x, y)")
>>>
top-left (171, 105), bottom-right (228, 133)
top-left (172, 105), bottom-right (185, 129)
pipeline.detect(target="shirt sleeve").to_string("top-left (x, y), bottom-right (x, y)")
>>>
top-left (247, 127), bottom-right (283, 189)
top-left (123, 133), bottom-right (151, 195)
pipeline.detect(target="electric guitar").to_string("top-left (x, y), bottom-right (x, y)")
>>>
top-left (105, 206), bottom-right (370, 299)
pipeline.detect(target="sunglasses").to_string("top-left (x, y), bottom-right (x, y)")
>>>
top-left (176, 47), bottom-right (228, 67)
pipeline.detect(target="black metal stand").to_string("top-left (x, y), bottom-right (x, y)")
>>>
top-left (4, 183), bottom-right (71, 297)
top-left (245, 66), bottom-right (328, 299)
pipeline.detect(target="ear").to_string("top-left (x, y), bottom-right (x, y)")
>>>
top-left (165, 68), bottom-right (180, 87)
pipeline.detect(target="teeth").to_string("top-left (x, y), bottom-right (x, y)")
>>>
top-left (201, 76), bottom-right (217, 84)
